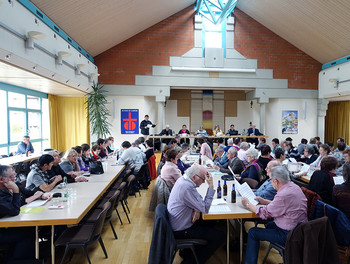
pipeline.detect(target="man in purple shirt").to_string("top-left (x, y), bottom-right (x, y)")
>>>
top-left (167, 165), bottom-right (225, 264)
top-left (242, 166), bottom-right (307, 264)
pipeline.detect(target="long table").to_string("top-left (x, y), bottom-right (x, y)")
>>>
top-left (197, 171), bottom-right (257, 264)
top-left (149, 135), bottom-right (268, 140)
top-left (0, 153), bottom-right (42, 166)
top-left (0, 158), bottom-right (125, 263)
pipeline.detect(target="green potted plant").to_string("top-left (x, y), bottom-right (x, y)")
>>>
top-left (86, 82), bottom-right (112, 138)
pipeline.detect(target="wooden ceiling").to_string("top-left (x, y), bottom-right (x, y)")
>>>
top-left (29, 0), bottom-right (350, 64)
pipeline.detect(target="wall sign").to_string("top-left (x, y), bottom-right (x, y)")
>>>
top-left (282, 110), bottom-right (298, 134)
top-left (121, 109), bottom-right (139, 134)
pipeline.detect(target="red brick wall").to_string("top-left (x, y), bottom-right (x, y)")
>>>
top-left (95, 7), bottom-right (321, 90)
top-left (94, 6), bottom-right (195, 85)
top-left (234, 9), bottom-right (321, 90)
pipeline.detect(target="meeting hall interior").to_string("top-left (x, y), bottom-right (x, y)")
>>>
top-left (1, 0), bottom-right (350, 263)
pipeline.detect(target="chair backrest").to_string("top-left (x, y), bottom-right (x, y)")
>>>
top-left (301, 187), bottom-right (322, 220)
top-left (29, 158), bottom-right (39, 167)
top-left (148, 204), bottom-right (176, 264)
top-left (92, 201), bottom-right (111, 239)
top-left (311, 200), bottom-right (350, 246)
top-left (138, 163), bottom-right (148, 177)
top-left (117, 181), bottom-right (128, 200)
top-left (106, 190), bottom-right (121, 218)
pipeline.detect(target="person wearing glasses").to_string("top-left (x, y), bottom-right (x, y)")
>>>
top-left (242, 166), bottom-right (307, 264)
top-left (167, 165), bottom-right (225, 264)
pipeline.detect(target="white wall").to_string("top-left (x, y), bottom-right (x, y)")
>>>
top-left (319, 60), bottom-right (350, 99)
top-left (265, 98), bottom-right (318, 144)
top-left (103, 96), bottom-right (158, 147)
top-left (164, 100), bottom-right (190, 133)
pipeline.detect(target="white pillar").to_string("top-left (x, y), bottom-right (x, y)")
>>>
top-left (156, 95), bottom-right (166, 133)
top-left (259, 103), bottom-right (266, 134)
top-left (317, 99), bottom-right (329, 142)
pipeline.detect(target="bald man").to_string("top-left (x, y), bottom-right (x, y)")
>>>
top-left (254, 160), bottom-right (281, 200)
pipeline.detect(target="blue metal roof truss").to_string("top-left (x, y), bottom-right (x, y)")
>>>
top-left (195, 0), bottom-right (238, 25)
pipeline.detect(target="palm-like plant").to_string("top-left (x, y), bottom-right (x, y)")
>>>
top-left (86, 82), bottom-right (111, 138)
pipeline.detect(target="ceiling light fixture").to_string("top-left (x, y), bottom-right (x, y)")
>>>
top-left (26, 31), bottom-right (46, 49)
top-left (56, 51), bottom-right (71, 65)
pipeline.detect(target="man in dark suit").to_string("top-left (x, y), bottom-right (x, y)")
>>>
top-left (247, 124), bottom-right (263, 146)
top-left (214, 147), bottom-right (244, 175)
top-left (159, 125), bottom-right (173, 145)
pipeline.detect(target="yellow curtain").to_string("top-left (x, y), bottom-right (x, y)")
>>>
top-left (325, 101), bottom-right (350, 144)
top-left (48, 95), bottom-right (90, 152)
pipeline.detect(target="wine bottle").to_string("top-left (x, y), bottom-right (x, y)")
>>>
top-left (223, 180), bottom-right (227, 196)
top-left (217, 180), bottom-right (222, 199)
top-left (231, 183), bottom-right (236, 203)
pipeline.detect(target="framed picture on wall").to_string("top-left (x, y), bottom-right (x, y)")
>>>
top-left (282, 110), bottom-right (298, 134)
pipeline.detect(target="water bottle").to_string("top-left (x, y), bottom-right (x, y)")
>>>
top-left (63, 176), bottom-right (69, 201)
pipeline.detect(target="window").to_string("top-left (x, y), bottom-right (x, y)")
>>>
top-left (0, 83), bottom-right (49, 155)
top-left (203, 19), bottom-right (225, 49)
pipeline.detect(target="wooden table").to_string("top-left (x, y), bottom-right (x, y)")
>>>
top-left (149, 135), bottom-right (268, 140)
top-left (0, 153), bottom-right (41, 166)
top-left (197, 171), bottom-right (257, 264)
top-left (0, 159), bottom-right (124, 263)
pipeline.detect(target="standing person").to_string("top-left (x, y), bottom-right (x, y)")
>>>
top-left (140, 115), bottom-right (157, 140)
top-left (16, 135), bottom-right (34, 155)
top-left (167, 165), bottom-right (225, 264)
top-left (242, 166), bottom-right (307, 264)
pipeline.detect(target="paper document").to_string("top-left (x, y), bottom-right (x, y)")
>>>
top-left (211, 198), bottom-right (227, 205)
top-left (209, 204), bottom-right (231, 214)
top-left (27, 199), bottom-right (49, 207)
top-left (234, 179), bottom-right (258, 206)
top-left (334, 176), bottom-right (345, 185)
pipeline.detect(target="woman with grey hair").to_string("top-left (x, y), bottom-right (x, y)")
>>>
top-left (299, 144), bottom-right (318, 164)
top-left (332, 162), bottom-right (350, 220)
top-left (237, 148), bottom-right (264, 188)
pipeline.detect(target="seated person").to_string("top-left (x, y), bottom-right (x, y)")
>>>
top-left (336, 148), bottom-right (350, 176)
top-left (238, 142), bottom-right (250, 166)
top-left (144, 139), bottom-right (155, 161)
top-left (97, 138), bottom-right (108, 159)
top-left (333, 162), bottom-right (350, 220)
top-left (73, 146), bottom-right (89, 171)
top-left (237, 148), bottom-right (264, 188)
top-left (175, 146), bottom-right (190, 174)
top-left (297, 138), bottom-right (308, 156)
top-left (90, 144), bottom-right (101, 162)
top-left (257, 145), bottom-right (273, 172)
top-left (247, 124), bottom-right (263, 145)
top-left (254, 160), bottom-right (280, 200)
top-left (167, 165), bottom-right (225, 264)
top-left (106, 136), bottom-right (115, 154)
top-left (178, 124), bottom-right (190, 144)
top-left (198, 137), bottom-right (213, 160)
top-left (117, 141), bottom-right (136, 171)
top-left (159, 125), bottom-right (173, 145)
top-left (81, 143), bottom-right (93, 166)
top-left (308, 156), bottom-right (338, 205)
top-left (46, 150), bottom-right (86, 183)
top-left (271, 138), bottom-right (282, 156)
top-left (213, 125), bottom-right (223, 136)
top-left (131, 143), bottom-right (146, 174)
top-left (226, 124), bottom-right (238, 136)
top-left (310, 143), bottom-right (330, 169)
top-left (242, 166), bottom-right (307, 264)
top-left (26, 155), bottom-right (62, 192)
top-left (299, 144), bottom-right (318, 164)
top-left (196, 126), bottom-right (208, 136)
top-left (213, 145), bottom-right (228, 166)
top-left (168, 137), bottom-right (180, 147)
top-left (283, 141), bottom-right (301, 160)
top-left (60, 149), bottom-right (83, 176)
top-left (275, 147), bottom-right (286, 164)
top-left (333, 142), bottom-right (346, 168)
top-left (0, 165), bottom-right (36, 262)
top-left (225, 138), bottom-right (234, 152)
top-left (15, 135), bottom-right (34, 155)
top-left (160, 148), bottom-right (182, 187)
top-left (214, 147), bottom-right (244, 175)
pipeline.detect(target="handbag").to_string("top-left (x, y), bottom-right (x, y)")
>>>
top-left (89, 161), bottom-right (104, 174)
